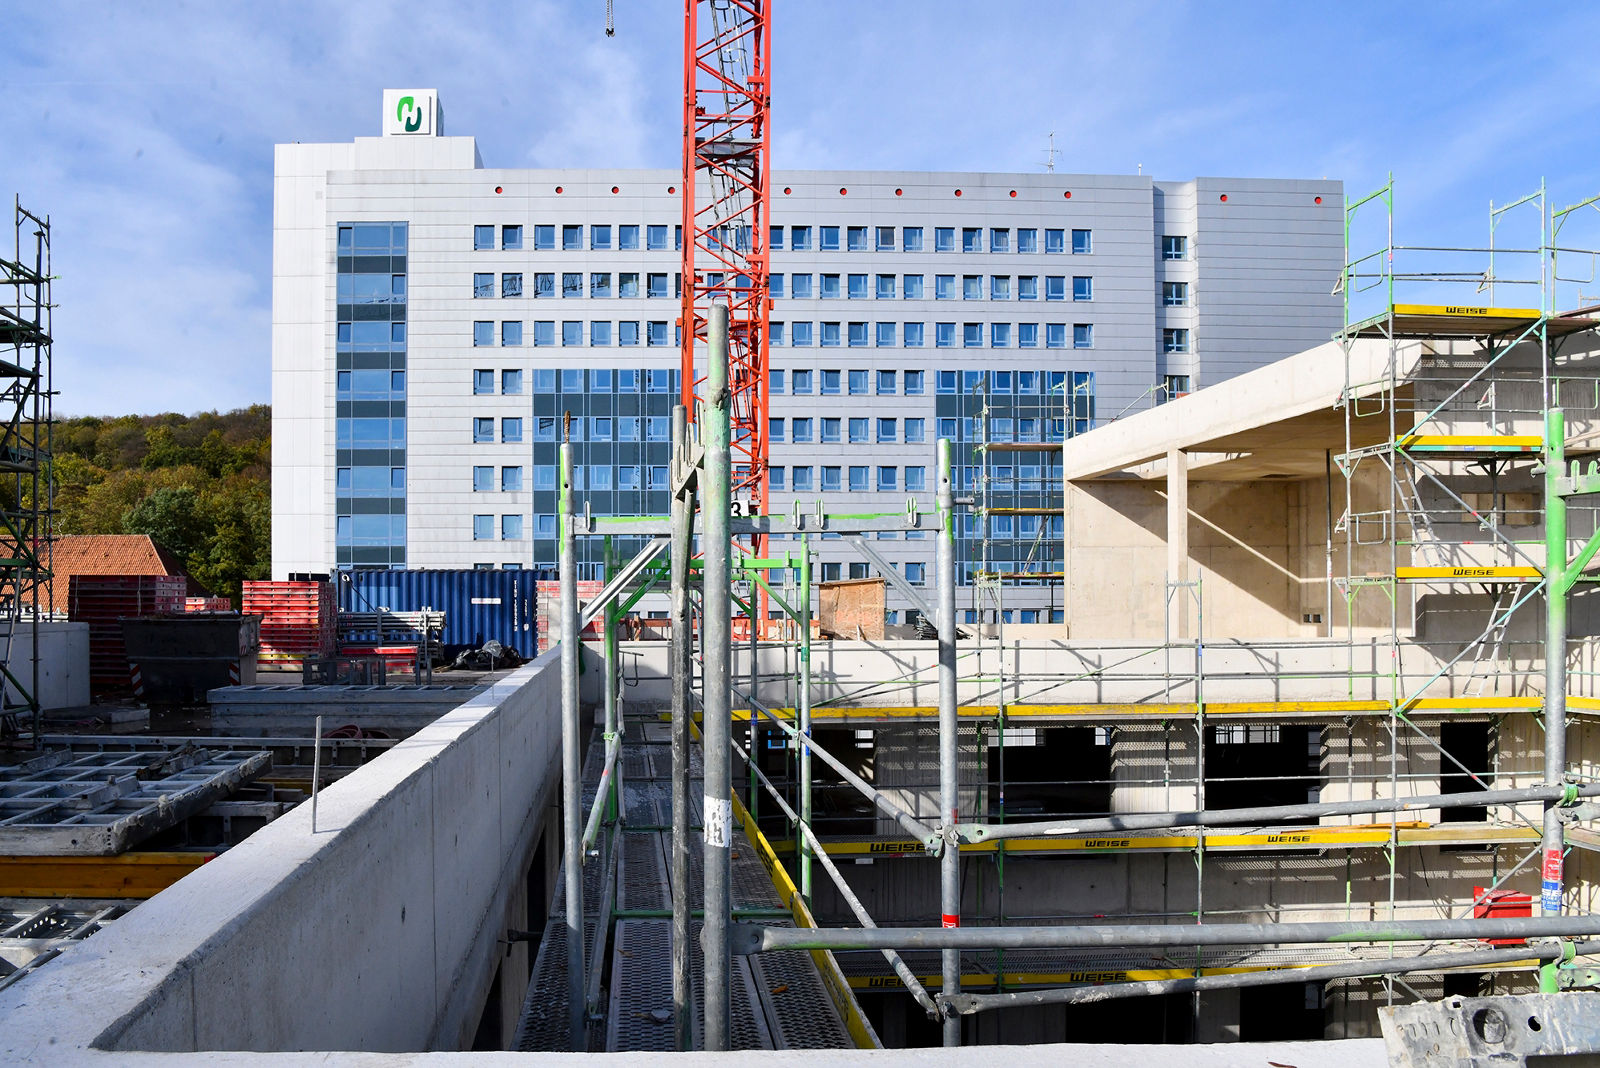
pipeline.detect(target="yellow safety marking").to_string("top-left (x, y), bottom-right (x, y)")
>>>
top-left (0, 852), bottom-right (215, 898)
top-left (775, 826), bottom-right (1402, 857)
top-left (1397, 566), bottom-right (1542, 581)
top-left (1392, 304), bottom-right (1541, 320)
top-left (846, 958), bottom-right (1541, 990)
top-left (1568, 695), bottom-right (1600, 711)
top-left (1396, 434), bottom-right (1542, 451)
top-left (730, 789), bottom-right (881, 1049)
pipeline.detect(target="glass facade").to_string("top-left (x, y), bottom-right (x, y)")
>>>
top-left (335, 221), bottom-right (408, 567)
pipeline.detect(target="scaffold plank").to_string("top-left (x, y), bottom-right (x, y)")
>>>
top-left (1397, 566), bottom-right (1542, 582)
top-left (0, 852), bottom-right (214, 897)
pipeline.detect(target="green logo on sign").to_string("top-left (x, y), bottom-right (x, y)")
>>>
top-left (396, 95), bottom-right (422, 132)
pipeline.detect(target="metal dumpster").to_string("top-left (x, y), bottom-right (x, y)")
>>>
top-left (120, 614), bottom-right (261, 704)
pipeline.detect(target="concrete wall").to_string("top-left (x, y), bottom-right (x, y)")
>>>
top-left (0, 652), bottom-right (563, 1057)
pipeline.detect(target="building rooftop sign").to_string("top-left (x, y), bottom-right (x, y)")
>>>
top-left (382, 89), bottom-right (441, 136)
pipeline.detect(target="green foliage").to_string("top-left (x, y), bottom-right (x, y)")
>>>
top-left (50, 407), bottom-right (271, 602)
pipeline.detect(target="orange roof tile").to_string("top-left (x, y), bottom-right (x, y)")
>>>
top-left (36, 535), bottom-right (206, 614)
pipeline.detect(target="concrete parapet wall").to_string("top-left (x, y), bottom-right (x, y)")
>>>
top-left (0, 652), bottom-right (563, 1057)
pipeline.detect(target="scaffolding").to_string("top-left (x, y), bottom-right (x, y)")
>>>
top-left (0, 199), bottom-right (53, 745)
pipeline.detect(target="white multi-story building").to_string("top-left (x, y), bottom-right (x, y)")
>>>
top-left (272, 91), bottom-right (1342, 623)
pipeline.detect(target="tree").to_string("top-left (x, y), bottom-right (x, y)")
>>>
top-left (122, 485), bottom-right (208, 561)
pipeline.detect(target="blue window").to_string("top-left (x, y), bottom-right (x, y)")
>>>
top-left (1019, 323), bottom-right (1039, 348)
top-left (533, 273), bottom-right (554, 298)
top-left (618, 273), bottom-right (639, 298)
top-left (963, 323), bottom-right (982, 348)
top-left (820, 226), bottom-right (840, 251)
top-left (877, 466), bottom-right (897, 491)
top-left (561, 272), bottom-right (582, 298)
top-left (474, 417), bottom-right (494, 443)
top-left (1163, 328), bottom-right (1190, 353)
top-left (962, 228), bottom-right (982, 253)
top-left (990, 228), bottom-right (1010, 253)
top-left (534, 465), bottom-right (557, 491)
top-left (1072, 229), bottom-right (1093, 254)
top-left (821, 369), bottom-right (841, 395)
top-left (848, 274), bottom-right (868, 299)
top-left (1045, 229), bottom-right (1065, 254)
top-left (792, 322), bottom-right (814, 347)
top-left (1073, 276), bottom-right (1093, 301)
top-left (1046, 324), bottom-right (1067, 349)
top-left (502, 417), bottom-right (523, 442)
top-left (877, 418), bottom-right (896, 442)
top-left (962, 275), bottom-right (981, 300)
top-left (530, 321), bottom-right (553, 346)
top-left (618, 224), bottom-right (639, 250)
top-left (473, 515), bottom-right (493, 540)
top-left (932, 227), bottom-right (953, 253)
top-left (769, 417), bottom-right (785, 442)
top-left (617, 466), bottom-right (640, 490)
top-left (562, 225), bottom-right (582, 250)
top-left (820, 274), bottom-right (841, 299)
top-left (647, 416), bottom-right (669, 441)
top-left (590, 273), bottom-right (611, 298)
top-left (502, 321), bottom-right (524, 346)
top-left (905, 418), bottom-right (925, 443)
top-left (590, 417), bottom-right (612, 441)
top-left (937, 371), bottom-right (958, 395)
top-left (820, 466), bottom-right (840, 491)
top-left (770, 274), bottom-right (784, 298)
top-left (820, 322), bottom-right (841, 347)
top-left (474, 225), bottom-right (494, 250)
top-left (1018, 276), bottom-right (1038, 301)
top-left (791, 225), bottom-right (812, 250)
top-left (502, 467), bottom-right (523, 491)
top-left (990, 276), bottom-right (1011, 301)
top-left (792, 466), bottom-right (815, 491)
top-left (770, 322), bottom-right (785, 345)
top-left (647, 321), bottom-right (669, 346)
top-left (502, 515), bottom-right (523, 540)
top-left (821, 418), bottom-right (840, 443)
top-left (792, 417), bottom-right (813, 443)
top-left (792, 370), bottom-right (813, 395)
top-left (648, 368), bottom-right (674, 393)
top-left (847, 226), bottom-right (868, 251)
top-left (646, 224), bottom-right (669, 250)
top-left (557, 321), bottom-right (578, 346)
top-left (848, 322), bottom-right (869, 347)
top-left (1045, 276), bottom-right (1066, 301)
top-left (474, 273), bottom-right (494, 298)
top-left (899, 275), bottom-right (923, 300)
top-left (849, 466), bottom-right (869, 492)
top-left (875, 322), bottom-right (895, 347)
top-left (473, 321), bottom-right (493, 346)
top-left (473, 466), bottom-right (494, 492)
top-left (875, 226), bottom-right (894, 251)
top-left (648, 466), bottom-right (668, 490)
top-left (591, 225), bottom-right (611, 250)
top-left (791, 274), bottom-right (813, 299)
top-left (891, 228), bottom-right (919, 255)
top-left (905, 561), bottom-right (926, 585)
top-left (473, 369), bottom-right (494, 394)
top-left (534, 225), bottom-right (555, 250)
top-left (849, 417), bottom-right (869, 442)
top-left (534, 369), bottom-right (556, 393)
top-left (647, 273), bottom-right (669, 298)
top-left (1074, 323), bottom-right (1094, 348)
top-left (502, 369), bottom-right (523, 394)
top-left (591, 321), bottom-right (612, 346)
top-left (991, 323), bottom-right (1012, 347)
top-left (904, 373), bottom-right (925, 399)
top-left (769, 226), bottom-right (784, 250)
top-left (502, 273), bottom-right (523, 298)
top-left (935, 322), bottom-right (956, 348)
top-left (934, 275), bottom-right (955, 300)
top-left (770, 369), bottom-right (785, 394)
top-left (1018, 228), bottom-right (1038, 253)
top-left (939, 417), bottom-right (958, 438)
top-left (619, 321), bottom-right (640, 346)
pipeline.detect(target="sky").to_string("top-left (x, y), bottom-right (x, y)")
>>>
top-left (5, 0), bottom-right (1600, 417)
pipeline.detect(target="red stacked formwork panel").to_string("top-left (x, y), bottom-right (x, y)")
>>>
top-left (68, 575), bottom-right (187, 696)
top-left (534, 580), bottom-right (604, 654)
top-left (242, 580), bottom-right (336, 671)
top-left (184, 597), bottom-right (233, 612)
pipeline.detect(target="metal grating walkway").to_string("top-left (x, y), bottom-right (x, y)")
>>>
top-left (512, 721), bottom-right (858, 1051)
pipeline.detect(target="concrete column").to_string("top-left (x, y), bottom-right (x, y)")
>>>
top-left (1167, 448), bottom-right (1190, 639)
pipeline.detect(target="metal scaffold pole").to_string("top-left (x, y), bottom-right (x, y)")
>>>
top-left (936, 436), bottom-right (961, 1047)
top-left (668, 402), bottom-right (696, 1050)
top-left (604, 537), bottom-right (620, 826)
top-left (798, 532), bottom-right (814, 904)
top-left (558, 440), bottom-right (585, 1051)
top-left (1542, 405), bottom-right (1569, 926)
top-left (701, 302), bottom-right (734, 1051)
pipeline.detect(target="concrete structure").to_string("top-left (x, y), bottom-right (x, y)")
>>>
top-left (3, 620), bottom-right (89, 711)
top-left (271, 90), bottom-right (1342, 625)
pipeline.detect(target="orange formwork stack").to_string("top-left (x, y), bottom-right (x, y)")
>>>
top-left (68, 575), bottom-right (187, 695)
top-left (242, 580), bottom-right (336, 671)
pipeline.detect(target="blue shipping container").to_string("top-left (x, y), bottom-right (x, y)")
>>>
top-left (336, 569), bottom-right (537, 657)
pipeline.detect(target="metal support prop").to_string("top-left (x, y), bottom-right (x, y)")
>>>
top-left (603, 538), bottom-right (620, 834)
top-left (935, 436), bottom-right (960, 1047)
top-left (558, 440), bottom-right (585, 1051)
top-left (945, 940), bottom-right (1589, 1015)
top-left (701, 302), bottom-right (734, 1051)
top-left (729, 914), bottom-right (1600, 957)
top-left (668, 403), bottom-right (695, 1052)
top-left (798, 533), bottom-right (813, 904)
top-left (1543, 406), bottom-right (1569, 917)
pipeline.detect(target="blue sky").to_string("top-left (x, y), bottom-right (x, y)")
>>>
top-left (5, 0), bottom-right (1600, 416)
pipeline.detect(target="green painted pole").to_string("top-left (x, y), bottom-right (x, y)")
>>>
top-left (799, 533), bottom-right (813, 904)
top-left (1542, 406), bottom-right (1569, 917)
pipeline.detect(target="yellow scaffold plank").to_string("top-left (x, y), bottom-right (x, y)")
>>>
top-left (1392, 304), bottom-right (1542, 320)
top-left (778, 826), bottom-right (1413, 858)
top-left (0, 851), bottom-right (215, 898)
top-left (1395, 434), bottom-right (1543, 452)
top-left (700, 697), bottom-right (1539, 725)
top-left (847, 958), bottom-right (1543, 991)
top-left (1397, 566), bottom-right (1542, 582)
